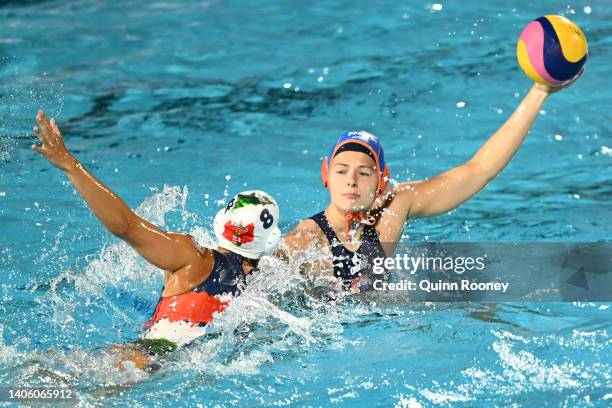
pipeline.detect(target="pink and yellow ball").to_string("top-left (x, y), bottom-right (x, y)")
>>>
top-left (517, 15), bottom-right (588, 86)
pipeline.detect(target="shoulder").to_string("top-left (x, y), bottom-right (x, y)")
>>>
top-left (169, 232), bottom-right (216, 265)
top-left (372, 181), bottom-right (419, 219)
top-left (371, 183), bottom-right (419, 243)
top-left (168, 231), bottom-right (203, 250)
top-left (286, 219), bottom-right (325, 249)
top-left (292, 218), bottom-right (321, 235)
top-left (273, 219), bottom-right (326, 259)
top-left (163, 238), bottom-right (216, 294)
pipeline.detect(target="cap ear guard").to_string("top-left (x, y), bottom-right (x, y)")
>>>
top-left (263, 226), bottom-right (281, 256)
top-left (320, 156), bottom-right (330, 187)
top-left (378, 165), bottom-right (390, 195)
top-left (213, 208), bottom-right (228, 244)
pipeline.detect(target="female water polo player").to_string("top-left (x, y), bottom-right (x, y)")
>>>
top-left (31, 111), bottom-right (281, 370)
top-left (279, 80), bottom-right (581, 293)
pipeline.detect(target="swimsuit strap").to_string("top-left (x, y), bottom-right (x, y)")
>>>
top-left (361, 222), bottom-right (381, 245)
top-left (310, 211), bottom-right (382, 250)
top-left (310, 211), bottom-right (340, 247)
top-left (309, 211), bottom-right (387, 286)
top-left (194, 250), bottom-right (247, 296)
top-left (310, 211), bottom-right (358, 261)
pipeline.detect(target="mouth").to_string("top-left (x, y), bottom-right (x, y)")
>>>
top-left (342, 193), bottom-right (360, 199)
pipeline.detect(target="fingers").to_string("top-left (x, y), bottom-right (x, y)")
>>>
top-left (49, 118), bottom-right (63, 144)
top-left (570, 67), bottom-right (585, 84)
top-left (35, 110), bottom-right (54, 146)
top-left (559, 68), bottom-right (584, 90)
top-left (576, 67), bottom-right (585, 77)
top-left (36, 110), bottom-right (50, 133)
top-left (32, 121), bottom-right (45, 155)
top-left (35, 110), bottom-right (64, 147)
top-left (33, 125), bottom-right (43, 143)
top-left (48, 118), bottom-right (59, 145)
top-left (31, 143), bottom-right (44, 154)
top-left (32, 110), bottom-right (66, 158)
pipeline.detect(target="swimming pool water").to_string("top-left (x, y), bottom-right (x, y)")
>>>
top-left (1, 0), bottom-right (610, 406)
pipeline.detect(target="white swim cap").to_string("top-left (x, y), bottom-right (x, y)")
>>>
top-left (213, 190), bottom-right (281, 259)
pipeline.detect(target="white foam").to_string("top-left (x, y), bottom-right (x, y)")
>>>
top-left (394, 394), bottom-right (424, 408)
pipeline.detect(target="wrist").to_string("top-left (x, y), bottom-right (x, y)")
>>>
top-left (62, 154), bottom-right (79, 173)
top-left (532, 82), bottom-right (552, 97)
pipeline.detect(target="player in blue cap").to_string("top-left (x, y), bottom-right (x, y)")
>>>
top-left (277, 130), bottom-right (392, 292)
top-left (277, 81), bottom-right (579, 292)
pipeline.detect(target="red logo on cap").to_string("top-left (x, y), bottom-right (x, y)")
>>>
top-left (222, 221), bottom-right (255, 246)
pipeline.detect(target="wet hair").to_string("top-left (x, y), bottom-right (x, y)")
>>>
top-left (333, 142), bottom-right (376, 162)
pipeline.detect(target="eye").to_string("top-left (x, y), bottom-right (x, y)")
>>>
top-left (360, 170), bottom-right (373, 176)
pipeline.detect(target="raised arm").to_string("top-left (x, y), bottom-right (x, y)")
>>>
top-left (387, 81), bottom-right (573, 220)
top-left (32, 111), bottom-right (205, 272)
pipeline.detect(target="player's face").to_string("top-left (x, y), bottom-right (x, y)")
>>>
top-left (327, 151), bottom-right (378, 212)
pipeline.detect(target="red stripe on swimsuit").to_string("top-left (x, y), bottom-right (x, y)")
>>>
top-left (144, 291), bottom-right (227, 328)
top-left (144, 249), bottom-right (247, 329)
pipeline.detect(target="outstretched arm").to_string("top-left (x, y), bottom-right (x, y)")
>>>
top-left (387, 81), bottom-right (574, 220)
top-left (32, 111), bottom-right (204, 272)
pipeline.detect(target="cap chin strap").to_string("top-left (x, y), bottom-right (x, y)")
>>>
top-left (263, 227), bottom-right (281, 256)
top-left (343, 211), bottom-right (376, 242)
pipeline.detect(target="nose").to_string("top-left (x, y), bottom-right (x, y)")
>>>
top-left (346, 170), bottom-right (357, 187)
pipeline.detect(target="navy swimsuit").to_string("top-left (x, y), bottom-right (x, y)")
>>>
top-left (145, 250), bottom-right (250, 329)
top-left (309, 211), bottom-right (387, 291)
top-left (196, 250), bottom-right (249, 297)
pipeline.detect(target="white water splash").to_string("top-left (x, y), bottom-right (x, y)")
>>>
top-left (0, 59), bottom-right (64, 162)
top-left (7, 185), bottom-right (358, 384)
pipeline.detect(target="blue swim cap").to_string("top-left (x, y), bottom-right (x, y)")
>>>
top-left (328, 130), bottom-right (386, 170)
top-left (321, 130), bottom-right (389, 195)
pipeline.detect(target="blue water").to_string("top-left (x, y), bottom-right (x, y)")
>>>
top-left (1, 0), bottom-right (611, 406)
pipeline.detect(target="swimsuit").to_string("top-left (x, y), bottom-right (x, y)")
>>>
top-left (141, 249), bottom-right (249, 350)
top-left (309, 211), bottom-right (387, 291)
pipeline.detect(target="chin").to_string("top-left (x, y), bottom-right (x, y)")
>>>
top-left (344, 201), bottom-right (371, 213)
top-left (353, 204), bottom-right (371, 212)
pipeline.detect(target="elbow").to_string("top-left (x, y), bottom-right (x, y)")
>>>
top-left (110, 226), bottom-right (129, 239)
top-left (110, 229), bottom-right (128, 239)
top-left (109, 215), bottom-right (136, 238)
top-left (465, 159), bottom-right (497, 184)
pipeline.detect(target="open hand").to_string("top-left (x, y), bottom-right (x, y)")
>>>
top-left (535, 67), bottom-right (585, 95)
top-left (32, 110), bottom-right (75, 171)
